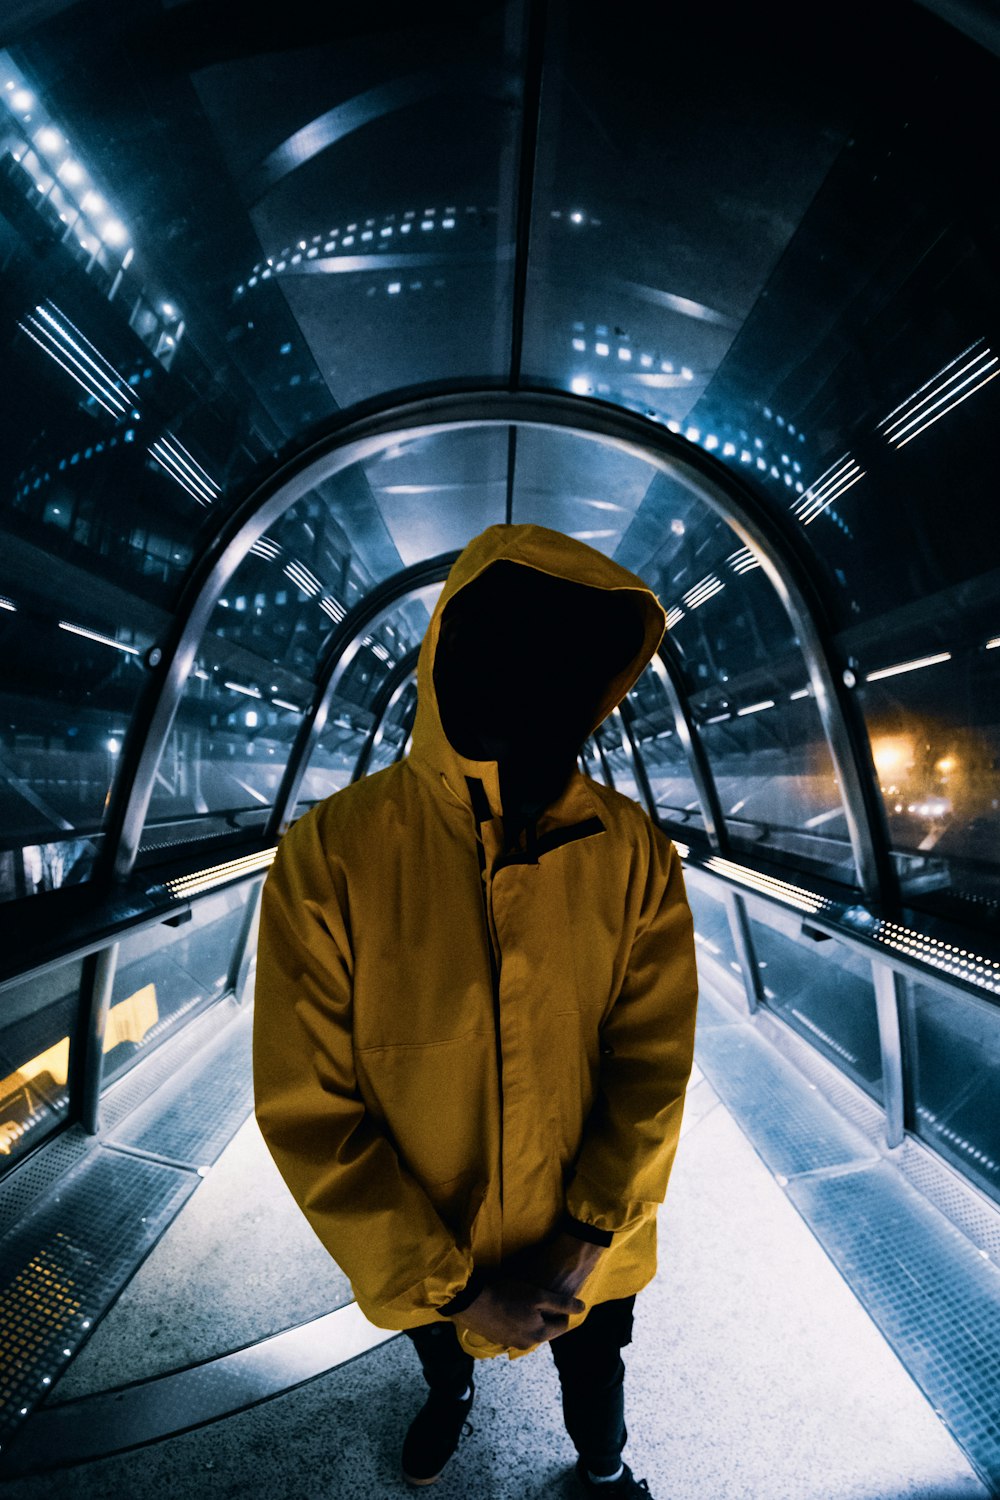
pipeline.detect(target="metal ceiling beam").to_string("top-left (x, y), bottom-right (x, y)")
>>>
top-left (104, 386), bottom-right (895, 912)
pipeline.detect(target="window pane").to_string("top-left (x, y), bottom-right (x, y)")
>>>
top-left (0, 958), bottom-right (83, 1170)
top-left (101, 887), bottom-right (249, 1088)
top-left (625, 668), bottom-right (705, 833)
top-left (366, 680), bottom-right (417, 778)
top-left (748, 913), bottom-right (883, 1102)
top-left (908, 978), bottom-right (1000, 1205)
top-left (685, 877), bottom-right (741, 983)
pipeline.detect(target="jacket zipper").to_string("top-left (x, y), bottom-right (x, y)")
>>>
top-left (466, 778), bottom-right (504, 1211)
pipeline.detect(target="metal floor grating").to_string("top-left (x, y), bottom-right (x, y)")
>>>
top-left (0, 1128), bottom-right (94, 1243)
top-left (0, 1150), bottom-right (197, 1449)
top-left (789, 1165), bottom-right (1000, 1491)
top-left (695, 1018), bottom-right (879, 1179)
top-left (105, 1006), bottom-right (254, 1168)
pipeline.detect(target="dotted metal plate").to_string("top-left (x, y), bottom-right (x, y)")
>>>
top-left (753, 1007), bottom-right (887, 1148)
top-left (106, 1008), bottom-right (253, 1169)
top-left (0, 1150), bottom-right (196, 1449)
top-left (0, 1128), bottom-right (94, 1244)
top-left (695, 1017), bottom-right (878, 1178)
top-left (788, 1164), bottom-right (1000, 1494)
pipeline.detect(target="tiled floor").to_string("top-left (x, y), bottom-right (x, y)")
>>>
top-left (0, 1030), bottom-right (990, 1499)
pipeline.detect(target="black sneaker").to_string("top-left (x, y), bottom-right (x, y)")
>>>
top-left (401, 1381), bottom-right (475, 1486)
top-left (574, 1457), bottom-right (652, 1496)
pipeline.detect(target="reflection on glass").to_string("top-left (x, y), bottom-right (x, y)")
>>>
top-left (908, 978), bottom-right (1000, 1204)
top-left (624, 667), bottom-right (705, 833)
top-left (749, 915), bottom-right (883, 1102)
top-left (685, 878), bottom-right (741, 982)
top-left (0, 959), bottom-right (82, 1168)
top-left (366, 680), bottom-right (417, 779)
top-left (101, 888), bottom-right (249, 1088)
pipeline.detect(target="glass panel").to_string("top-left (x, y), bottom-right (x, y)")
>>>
top-left (616, 478), bottom-right (855, 887)
top-left (852, 624), bottom-right (1000, 928)
top-left (366, 679), bottom-right (417, 779)
top-left (748, 914), bottom-right (883, 1102)
top-left (685, 877), bottom-right (740, 982)
top-left (908, 977), bottom-right (1000, 1205)
top-left (624, 667), bottom-right (705, 833)
top-left (101, 887), bottom-right (248, 1088)
top-left (0, 957), bottom-right (83, 1169)
top-left (597, 714), bottom-right (640, 805)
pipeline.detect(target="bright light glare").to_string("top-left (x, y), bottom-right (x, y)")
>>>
top-left (571, 211), bottom-right (583, 223)
top-left (37, 126), bottom-right (61, 152)
top-left (59, 158), bottom-right (84, 184)
top-left (570, 377), bottom-right (590, 395)
top-left (58, 621), bottom-right (139, 654)
top-left (245, 710), bottom-right (259, 727)
top-left (12, 88), bottom-right (33, 110)
top-left (737, 699), bottom-right (775, 716)
top-left (103, 219), bottom-right (128, 245)
top-left (107, 737), bottom-right (120, 753)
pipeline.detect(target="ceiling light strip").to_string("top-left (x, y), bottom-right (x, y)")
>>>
top-left (17, 318), bottom-right (123, 419)
top-left (37, 300), bottom-right (135, 408)
top-left (893, 364), bottom-right (1000, 449)
top-left (250, 538), bottom-right (282, 560)
top-left (58, 621), bottom-right (139, 654)
top-left (224, 680), bottom-right (261, 698)
top-left (865, 652), bottom-right (951, 683)
top-left (878, 337), bottom-right (988, 429)
top-left (157, 434), bottom-right (219, 500)
top-left (149, 443), bottom-right (212, 506)
top-left (882, 346), bottom-right (996, 440)
top-left (792, 455), bottom-right (857, 517)
top-left (799, 466), bottom-right (865, 524)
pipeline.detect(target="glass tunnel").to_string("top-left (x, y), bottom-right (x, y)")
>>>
top-left (0, 0), bottom-right (998, 1493)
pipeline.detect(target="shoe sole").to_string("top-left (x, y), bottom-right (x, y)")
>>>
top-left (402, 1468), bottom-right (444, 1486)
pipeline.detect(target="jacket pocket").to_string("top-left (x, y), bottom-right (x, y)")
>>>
top-left (356, 1029), bottom-right (493, 1190)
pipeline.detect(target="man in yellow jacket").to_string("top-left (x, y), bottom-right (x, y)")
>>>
top-left (253, 523), bottom-right (699, 1496)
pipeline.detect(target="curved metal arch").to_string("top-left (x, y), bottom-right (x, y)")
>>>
top-left (104, 386), bottom-right (895, 908)
top-left (351, 646), bottom-right (420, 784)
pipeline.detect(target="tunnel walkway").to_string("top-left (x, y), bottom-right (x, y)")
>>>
top-left (0, 969), bottom-right (993, 1499)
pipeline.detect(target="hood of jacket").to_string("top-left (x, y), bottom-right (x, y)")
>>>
top-left (407, 523), bottom-right (667, 829)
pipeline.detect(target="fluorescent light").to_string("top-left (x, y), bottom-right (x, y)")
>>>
top-left (319, 597), bottom-right (346, 622)
top-left (570, 377), bottom-right (590, 395)
top-left (19, 303), bottom-right (135, 419)
top-left (789, 687), bottom-right (811, 700)
top-left (250, 537), bottom-right (282, 560)
top-left (793, 454), bottom-right (864, 525)
top-left (737, 699), bottom-right (775, 716)
top-left (705, 855), bottom-right (829, 914)
top-left (682, 575), bottom-right (724, 611)
top-left (865, 652), bottom-right (951, 682)
top-left (881, 340), bottom-right (999, 449)
top-left (665, 606), bottom-right (685, 629)
top-left (150, 434), bottom-right (219, 506)
top-left (272, 698), bottom-right (301, 713)
top-left (705, 712), bottom-right (731, 724)
top-left (0, 597), bottom-right (17, 612)
top-left (726, 545), bottom-right (761, 575)
top-left (164, 847), bottom-right (277, 899)
top-left (987, 637), bottom-right (1000, 650)
top-left (59, 621), bottom-right (139, 654)
top-left (224, 680), bottom-right (261, 698)
top-left (284, 561), bottom-right (321, 597)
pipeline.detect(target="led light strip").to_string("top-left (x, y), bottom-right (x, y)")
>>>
top-left (284, 561), bottom-right (321, 597)
top-left (0, 597), bottom-right (17, 613)
top-left (19, 302), bottom-right (136, 419)
top-left (149, 434), bottom-right (219, 506)
top-left (671, 839), bottom-right (690, 859)
top-left (250, 537), bottom-right (282, 560)
top-left (736, 699), bottom-right (775, 716)
top-left (792, 454), bottom-right (865, 525)
top-left (881, 340), bottom-right (999, 449)
top-left (224, 680), bottom-right (261, 698)
top-left (58, 620), bottom-right (139, 654)
top-left (726, 546), bottom-right (761, 575)
top-left (164, 847), bottom-right (277, 898)
top-left (682, 574), bottom-right (724, 610)
top-left (873, 920), bottom-right (1000, 995)
top-left (865, 651), bottom-right (951, 683)
top-left (704, 855), bottom-right (831, 914)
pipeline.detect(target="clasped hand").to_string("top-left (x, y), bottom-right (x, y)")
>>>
top-left (452, 1231), bottom-right (603, 1350)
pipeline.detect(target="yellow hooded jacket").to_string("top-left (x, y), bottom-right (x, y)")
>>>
top-left (253, 523), bottom-right (699, 1359)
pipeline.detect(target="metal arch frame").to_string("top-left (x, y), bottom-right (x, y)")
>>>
top-left (103, 386), bottom-right (896, 915)
top-left (350, 646), bottom-right (420, 784)
top-left (648, 643), bottom-right (728, 850)
top-left (266, 553), bottom-right (458, 837)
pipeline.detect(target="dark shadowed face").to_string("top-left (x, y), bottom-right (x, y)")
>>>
top-left (433, 561), bottom-right (644, 791)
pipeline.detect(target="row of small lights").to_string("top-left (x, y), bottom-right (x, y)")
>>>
top-left (873, 919), bottom-right (1000, 995)
top-left (916, 1105), bottom-right (999, 1178)
top-left (163, 847), bottom-right (277, 899)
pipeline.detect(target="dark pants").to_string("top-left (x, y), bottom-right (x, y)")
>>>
top-left (404, 1296), bottom-right (635, 1473)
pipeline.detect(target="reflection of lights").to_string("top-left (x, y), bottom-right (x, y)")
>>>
top-left (250, 536), bottom-right (282, 560)
top-left (665, 606), bottom-right (685, 630)
top-left (987, 637), bottom-right (1000, 650)
top-left (866, 651), bottom-right (951, 682)
top-left (595, 342), bottom-right (609, 357)
top-left (319, 596), bottom-right (346, 623)
top-left (272, 698), bottom-right (301, 713)
top-left (102, 219), bottom-right (128, 245)
top-left (0, 597), bottom-right (17, 612)
top-left (913, 797), bottom-right (950, 818)
top-left (107, 737), bottom-right (120, 753)
top-left (880, 338), bottom-right (999, 449)
top-left (705, 856), bottom-right (830, 914)
top-left (736, 699), bottom-right (775, 716)
top-left (36, 125), bottom-right (61, 152)
top-left (935, 756), bottom-right (957, 774)
top-left (726, 545), bottom-right (760, 575)
top-left (149, 434), bottom-right (219, 506)
top-left (682, 574), bottom-right (724, 610)
top-left (59, 158), bottom-right (84, 184)
top-left (164, 847), bottom-right (277, 899)
top-left (792, 454), bottom-right (864, 524)
top-left (670, 518), bottom-right (685, 536)
top-left (705, 712), bottom-right (731, 724)
top-left (671, 840), bottom-right (690, 859)
top-left (80, 190), bottom-right (104, 214)
top-left (19, 302), bottom-right (135, 419)
top-left (570, 376), bottom-right (590, 395)
top-left (244, 710), bottom-right (259, 727)
top-left (12, 88), bottom-right (33, 110)
top-left (284, 561), bottom-right (321, 597)
top-left (162, 302), bottom-right (176, 318)
top-left (872, 736), bottom-right (913, 775)
top-left (224, 680), bottom-right (262, 698)
top-left (570, 211), bottom-right (584, 223)
top-left (58, 621), bottom-right (139, 654)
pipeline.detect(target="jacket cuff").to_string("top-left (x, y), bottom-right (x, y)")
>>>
top-left (560, 1210), bottom-right (614, 1247)
top-left (436, 1267), bottom-right (487, 1317)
